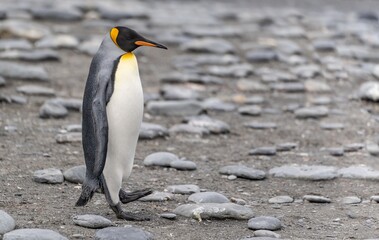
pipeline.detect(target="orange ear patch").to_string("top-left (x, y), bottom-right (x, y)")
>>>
top-left (110, 28), bottom-right (119, 47)
top-left (135, 41), bottom-right (157, 47)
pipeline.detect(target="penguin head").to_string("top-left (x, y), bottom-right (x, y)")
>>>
top-left (110, 26), bottom-right (167, 52)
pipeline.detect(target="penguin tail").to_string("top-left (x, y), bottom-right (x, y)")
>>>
top-left (75, 178), bottom-right (100, 207)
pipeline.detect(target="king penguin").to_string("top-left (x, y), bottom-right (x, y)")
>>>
top-left (76, 26), bottom-right (167, 221)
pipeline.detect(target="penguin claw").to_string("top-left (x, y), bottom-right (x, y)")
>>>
top-left (119, 188), bottom-right (153, 204)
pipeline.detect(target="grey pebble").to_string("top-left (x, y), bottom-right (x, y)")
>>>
top-left (183, 26), bottom-right (242, 38)
top-left (10, 95), bottom-right (27, 104)
top-left (0, 76), bottom-right (6, 86)
top-left (95, 227), bottom-right (153, 240)
top-left (268, 196), bottom-right (294, 204)
top-left (17, 85), bottom-right (55, 96)
top-left (35, 35), bottom-right (79, 49)
top-left (370, 195), bottom-right (379, 203)
top-left (249, 147), bottom-right (276, 156)
top-left (49, 98), bottom-right (82, 111)
top-left (254, 230), bottom-right (281, 238)
top-left (40, 101), bottom-right (68, 119)
top-left (239, 105), bottom-right (262, 116)
top-left (77, 36), bottom-right (102, 55)
top-left (170, 160), bottom-right (197, 171)
top-left (366, 142), bottom-right (379, 156)
top-left (0, 49), bottom-right (60, 61)
top-left (344, 143), bottom-right (364, 152)
top-left (139, 192), bottom-right (174, 202)
top-left (65, 124), bottom-right (82, 132)
top-left (0, 61), bottom-right (48, 81)
top-left (185, 115), bottom-right (230, 134)
top-left (188, 192), bottom-right (230, 203)
top-left (3, 228), bottom-right (68, 240)
top-left (173, 54), bottom-right (240, 68)
top-left (342, 196), bottom-right (361, 204)
top-left (311, 96), bottom-right (331, 105)
top-left (0, 210), bottom-right (15, 235)
top-left (313, 39), bottom-right (336, 51)
top-left (161, 85), bottom-right (200, 100)
top-left (33, 168), bottom-right (64, 184)
top-left (181, 38), bottom-right (235, 54)
top-left (0, 20), bottom-right (51, 41)
top-left (159, 213), bottom-right (176, 220)
top-left (0, 39), bottom-right (32, 50)
top-left (270, 82), bottom-right (304, 93)
top-left (303, 195), bottom-right (331, 203)
top-left (161, 72), bottom-right (224, 85)
top-left (147, 100), bottom-right (203, 116)
top-left (206, 64), bottom-right (253, 78)
top-left (244, 122), bottom-right (277, 130)
top-left (219, 165), bottom-right (266, 180)
top-left (98, 6), bottom-right (149, 21)
top-left (30, 7), bottom-right (83, 21)
top-left (276, 143), bottom-right (297, 152)
top-left (202, 98), bottom-right (236, 112)
top-left (358, 81), bottom-right (379, 101)
top-left (174, 203), bottom-right (254, 220)
top-left (338, 165), bottom-right (379, 180)
top-left (246, 49), bottom-right (278, 63)
top-left (248, 216), bottom-right (282, 231)
top-left (295, 106), bottom-right (329, 119)
top-left (231, 197), bottom-right (247, 205)
top-left (237, 80), bottom-right (269, 92)
top-left (291, 64), bottom-right (320, 78)
top-left (269, 164), bottom-right (337, 180)
top-left (139, 122), bottom-right (168, 140)
top-left (73, 214), bottom-right (113, 229)
top-left (320, 122), bottom-right (345, 130)
top-left (324, 147), bottom-right (344, 156)
top-left (55, 132), bottom-right (82, 143)
top-left (167, 184), bottom-right (200, 194)
top-left (169, 124), bottom-right (210, 136)
top-left (143, 152), bottom-right (179, 167)
top-left (304, 80), bottom-right (331, 93)
top-left (63, 165), bottom-right (86, 184)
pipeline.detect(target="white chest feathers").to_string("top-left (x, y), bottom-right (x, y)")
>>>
top-left (104, 52), bottom-right (144, 185)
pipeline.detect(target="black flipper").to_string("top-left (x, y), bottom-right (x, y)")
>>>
top-left (119, 188), bottom-right (153, 204)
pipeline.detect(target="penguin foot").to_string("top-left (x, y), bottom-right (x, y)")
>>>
top-left (119, 188), bottom-right (153, 204)
top-left (110, 202), bottom-right (150, 221)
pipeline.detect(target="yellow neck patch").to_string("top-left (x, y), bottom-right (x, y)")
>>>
top-left (110, 28), bottom-right (119, 47)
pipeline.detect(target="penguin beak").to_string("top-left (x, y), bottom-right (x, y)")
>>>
top-left (135, 38), bottom-right (168, 50)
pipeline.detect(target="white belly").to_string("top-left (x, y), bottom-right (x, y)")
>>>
top-left (103, 53), bottom-right (143, 200)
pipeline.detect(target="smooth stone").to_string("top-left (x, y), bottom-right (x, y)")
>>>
top-left (338, 165), bottom-right (379, 180)
top-left (325, 147), bottom-right (344, 156)
top-left (139, 192), bottom-right (174, 202)
top-left (30, 7), bottom-right (83, 21)
top-left (173, 54), bottom-right (240, 68)
top-left (49, 98), bottom-right (82, 111)
top-left (0, 39), bottom-right (32, 50)
top-left (239, 105), bottom-right (262, 116)
top-left (63, 165), bottom-right (86, 184)
top-left (16, 85), bottom-right (55, 96)
top-left (39, 101), bottom-right (68, 119)
top-left (313, 39), bottom-right (336, 51)
top-left (183, 26), bottom-right (241, 38)
top-left (185, 115), bottom-right (230, 134)
top-left (358, 81), bottom-right (379, 101)
top-left (206, 64), bottom-right (253, 78)
top-left (3, 229), bottom-right (68, 240)
top-left (0, 61), bottom-right (48, 81)
top-left (270, 82), bottom-right (305, 92)
top-left (55, 132), bottom-right (82, 143)
top-left (268, 196), bottom-right (294, 204)
top-left (174, 203), bottom-right (254, 220)
top-left (249, 147), bottom-right (276, 156)
top-left (219, 165), bottom-right (266, 180)
top-left (230, 197), bottom-right (246, 205)
top-left (269, 165), bottom-right (337, 180)
top-left (35, 35), bottom-right (79, 49)
top-left (276, 39), bottom-right (302, 55)
top-left (370, 196), bottom-right (379, 203)
top-left (295, 106), bottom-right (329, 119)
top-left (33, 168), bottom-right (64, 184)
top-left (342, 196), bottom-right (361, 204)
top-left (244, 122), bottom-right (277, 129)
top-left (246, 50), bottom-right (278, 63)
top-left (170, 160), bottom-right (197, 171)
top-left (169, 124), bottom-right (210, 136)
top-left (161, 85), bottom-right (200, 100)
top-left (159, 213), bottom-right (176, 220)
top-left (0, 49), bottom-right (60, 61)
top-left (254, 230), bottom-right (281, 238)
top-left (160, 72), bottom-right (224, 85)
top-left (143, 152), bottom-right (179, 167)
top-left (0, 20), bottom-right (50, 40)
top-left (0, 76), bottom-right (5, 86)
top-left (291, 64), bottom-right (320, 78)
top-left (0, 210), bottom-right (15, 234)
top-left (73, 214), bottom-right (112, 229)
top-left (304, 79), bottom-right (331, 92)
top-left (245, 96), bottom-right (265, 104)
top-left (139, 122), bottom-right (168, 140)
top-left (367, 143), bottom-right (379, 156)
top-left (180, 38), bottom-right (235, 54)
top-left (202, 98), bottom-right (236, 112)
top-left (303, 195), bottom-right (331, 203)
top-left (95, 227), bottom-right (153, 240)
top-left (167, 184), bottom-right (200, 194)
top-left (320, 122), bottom-right (345, 130)
top-left (98, 6), bottom-right (149, 20)
top-left (358, 11), bottom-right (379, 21)
top-left (271, 26), bottom-right (306, 38)
top-left (146, 100), bottom-right (203, 116)
top-left (311, 96), bottom-right (331, 105)
top-left (344, 143), bottom-right (364, 152)
top-left (248, 216), bottom-right (282, 231)
top-left (237, 80), bottom-right (269, 92)
top-left (276, 143), bottom-right (297, 151)
top-left (65, 124), bottom-right (82, 132)
top-left (188, 192), bottom-right (230, 203)
top-left (373, 65), bottom-right (379, 79)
